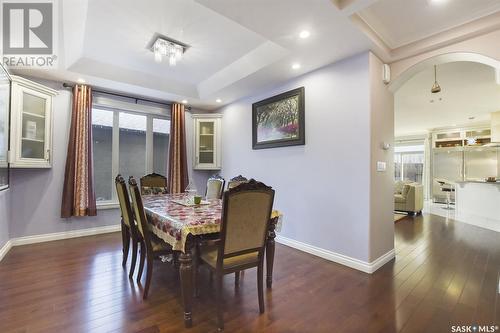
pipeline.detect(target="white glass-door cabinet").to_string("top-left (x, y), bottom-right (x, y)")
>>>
top-left (192, 114), bottom-right (222, 170)
top-left (9, 75), bottom-right (57, 168)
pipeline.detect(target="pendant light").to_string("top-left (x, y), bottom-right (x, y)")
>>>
top-left (431, 65), bottom-right (441, 94)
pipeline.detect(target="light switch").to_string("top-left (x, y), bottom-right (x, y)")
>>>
top-left (376, 161), bottom-right (386, 172)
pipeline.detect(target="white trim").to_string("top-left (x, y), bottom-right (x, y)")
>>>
top-left (0, 225), bottom-right (121, 262)
top-left (10, 225), bottom-right (121, 246)
top-left (276, 235), bottom-right (395, 274)
top-left (0, 240), bottom-right (13, 262)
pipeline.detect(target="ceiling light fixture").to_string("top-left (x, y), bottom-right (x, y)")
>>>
top-left (77, 78), bottom-right (85, 84)
top-left (429, 0), bottom-right (449, 5)
top-left (431, 65), bottom-right (441, 94)
top-left (149, 34), bottom-right (189, 66)
top-left (181, 99), bottom-right (188, 104)
top-left (216, 99), bottom-right (222, 103)
top-left (299, 30), bottom-right (310, 39)
top-left (292, 63), bottom-right (301, 70)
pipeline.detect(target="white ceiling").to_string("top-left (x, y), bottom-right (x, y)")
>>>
top-left (358, 0), bottom-right (500, 48)
top-left (8, 0), bottom-right (500, 110)
top-left (395, 61), bottom-right (500, 137)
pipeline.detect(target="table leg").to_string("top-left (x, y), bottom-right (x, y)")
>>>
top-left (179, 242), bottom-right (193, 328)
top-left (266, 217), bottom-right (277, 288)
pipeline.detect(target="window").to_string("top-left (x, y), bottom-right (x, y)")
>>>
top-left (394, 144), bottom-right (425, 183)
top-left (92, 105), bottom-right (170, 206)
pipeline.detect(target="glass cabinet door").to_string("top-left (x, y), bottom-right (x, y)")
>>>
top-left (198, 121), bottom-right (215, 165)
top-left (20, 91), bottom-right (47, 160)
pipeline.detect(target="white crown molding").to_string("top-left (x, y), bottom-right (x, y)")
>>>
top-left (276, 235), bottom-right (395, 274)
top-left (351, 11), bottom-right (500, 63)
top-left (0, 225), bottom-right (121, 262)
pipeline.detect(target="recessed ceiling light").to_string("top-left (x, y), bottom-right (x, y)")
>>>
top-left (299, 30), bottom-right (310, 39)
top-left (216, 99), bottom-right (222, 103)
top-left (77, 78), bottom-right (85, 83)
top-left (429, 0), bottom-right (449, 5)
top-left (292, 63), bottom-right (301, 70)
top-left (181, 99), bottom-right (188, 104)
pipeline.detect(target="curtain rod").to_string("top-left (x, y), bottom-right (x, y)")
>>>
top-left (62, 83), bottom-right (192, 110)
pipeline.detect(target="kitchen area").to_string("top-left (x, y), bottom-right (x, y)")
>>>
top-left (432, 112), bottom-right (500, 231)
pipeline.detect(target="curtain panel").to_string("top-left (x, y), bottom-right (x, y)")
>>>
top-left (61, 85), bottom-right (97, 217)
top-left (168, 103), bottom-right (189, 193)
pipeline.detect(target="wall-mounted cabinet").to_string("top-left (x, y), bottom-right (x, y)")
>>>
top-left (9, 75), bottom-right (57, 168)
top-left (192, 114), bottom-right (222, 170)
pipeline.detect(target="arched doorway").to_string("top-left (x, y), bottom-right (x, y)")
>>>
top-left (390, 51), bottom-right (500, 231)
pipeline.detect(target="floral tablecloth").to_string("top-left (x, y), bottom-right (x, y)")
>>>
top-left (143, 193), bottom-right (223, 252)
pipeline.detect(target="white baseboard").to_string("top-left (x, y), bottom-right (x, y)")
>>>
top-left (0, 225), bottom-right (121, 261)
top-left (276, 235), bottom-right (395, 274)
top-left (0, 240), bottom-right (13, 262)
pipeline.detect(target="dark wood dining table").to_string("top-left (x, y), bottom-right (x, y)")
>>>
top-left (142, 193), bottom-right (278, 328)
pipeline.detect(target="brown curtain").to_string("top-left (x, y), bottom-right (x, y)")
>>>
top-left (168, 103), bottom-right (189, 193)
top-left (61, 85), bottom-right (97, 217)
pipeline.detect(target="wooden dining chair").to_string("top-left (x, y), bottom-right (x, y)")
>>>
top-left (115, 174), bottom-right (142, 279)
top-left (226, 174), bottom-right (248, 190)
top-left (205, 174), bottom-right (225, 199)
top-left (140, 173), bottom-right (168, 195)
top-left (128, 176), bottom-right (174, 299)
top-left (197, 179), bottom-right (275, 331)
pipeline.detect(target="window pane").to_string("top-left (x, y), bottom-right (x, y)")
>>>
top-left (119, 112), bottom-right (146, 180)
top-left (402, 153), bottom-right (424, 183)
top-left (92, 109), bottom-right (113, 201)
top-left (153, 118), bottom-right (170, 176)
top-left (394, 153), bottom-right (401, 181)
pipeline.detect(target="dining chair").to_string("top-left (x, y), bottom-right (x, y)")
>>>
top-left (226, 174), bottom-right (248, 190)
top-left (197, 179), bottom-right (275, 331)
top-left (140, 173), bottom-right (168, 195)
top-left (205, 174), bottom-right (225, 199)
top-left (115, 174), bottom-right (142, 279)
top-left (128, 176), bottom-right (174, 299)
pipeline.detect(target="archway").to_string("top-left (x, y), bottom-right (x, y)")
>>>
top-left (389, 52), bottom-right (500, 93)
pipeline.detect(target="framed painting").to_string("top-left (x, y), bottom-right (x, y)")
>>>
top-left (252, 87), bottom-right (305, 149)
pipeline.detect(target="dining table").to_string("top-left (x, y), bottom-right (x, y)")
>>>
top-left (142, 193), bottom-right (279, 328)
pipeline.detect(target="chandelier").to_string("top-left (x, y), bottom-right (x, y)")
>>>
top-left (150, 34), bottom-right (188, 66)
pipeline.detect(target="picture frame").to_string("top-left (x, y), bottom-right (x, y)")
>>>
top-left (252, 87), bottom-right (305, 149)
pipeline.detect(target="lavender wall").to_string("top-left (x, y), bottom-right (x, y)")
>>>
top-left (218, 53), bottom-right (374, 262)
top-left (8, 80), bottom-right (211, 239)
top-left (0, 189), bottom-right (10, 249)
top-left (9, 87), bottom-right (120, 238)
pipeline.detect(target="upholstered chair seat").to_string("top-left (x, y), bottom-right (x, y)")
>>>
top-left (129, 177), bottom-right (174, 299)
top-left (199, 245), bottom-right (259, 269)
top-left (196, 179), bottom-right (275, 331)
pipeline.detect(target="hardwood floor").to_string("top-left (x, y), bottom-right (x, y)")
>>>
top-left (1, 214), bottom-right (499, 332)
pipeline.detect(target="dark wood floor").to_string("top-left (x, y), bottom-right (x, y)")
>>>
top-left (1, 214), bottom-right (499, 332)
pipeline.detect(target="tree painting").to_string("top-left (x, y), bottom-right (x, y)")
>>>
top-left (256, 95), bottom-right (299, 142)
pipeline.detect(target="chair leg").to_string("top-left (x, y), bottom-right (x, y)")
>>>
top-left (121, 224), bottom-right (130, 267)
top-left (143, 257), bottom-right (153, 300)
top-left (137, 241), bottom-right (146, 283)
top-left (129, 239), bottom-right (138, 279)
top-left (235, 271), bottom-right (240, 286)
top-left (216, 272), bottom-right (224, 331)
top-left (257, 261), bottom-right (265, 314)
